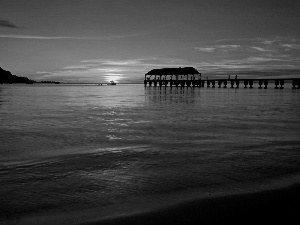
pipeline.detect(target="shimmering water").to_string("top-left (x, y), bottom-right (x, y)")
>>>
top-left (1, 84), bottom-right (300, 224)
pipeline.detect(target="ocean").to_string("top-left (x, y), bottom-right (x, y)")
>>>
top-left (0, 84), bottom-right (300, 224)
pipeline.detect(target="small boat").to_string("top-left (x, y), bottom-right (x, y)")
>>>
top-left (107, 81), bottom-right (116, 85)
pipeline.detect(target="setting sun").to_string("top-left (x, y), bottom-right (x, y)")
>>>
top-left (105, 74), bottom-right (122, 83)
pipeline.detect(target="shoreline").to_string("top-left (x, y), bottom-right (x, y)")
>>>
top-left (4, 179), bottom-right (300, 225)
top-left (81, 183), bottom-right (300, 225)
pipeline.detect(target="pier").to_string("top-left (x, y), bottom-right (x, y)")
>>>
top-left (144, 67), bottom-right (300, 89)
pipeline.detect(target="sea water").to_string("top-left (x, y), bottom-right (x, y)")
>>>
top-left (0, 84), bottom-right (300, 224)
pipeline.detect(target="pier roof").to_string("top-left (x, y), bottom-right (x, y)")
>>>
top-left (146, 67), bottom-right (200, 75)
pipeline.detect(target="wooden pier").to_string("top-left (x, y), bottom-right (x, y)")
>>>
top-left (144, 67), bottom-right (300, 89)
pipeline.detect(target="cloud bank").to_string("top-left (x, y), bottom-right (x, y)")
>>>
top-left (32, 36), bottom-right (300, 82)
top-left (0, 19), bottom-right (21, 28)
top-left (193, 37), bottom-right (300, 79)
top-left (34, 58), bottom-right (195, 83)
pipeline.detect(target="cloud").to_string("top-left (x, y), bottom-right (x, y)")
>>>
top-left (62, 65), bottom-right (92, 70)
top-left (195, 47), bottom-right (216, 52)
top-left (246, 56), bottom-right (279, 62)
top-left (259, 40), bottom-right (279, 45)
top-left (0, 33), bottom-right (147, 40)
top-left (0, 35), bottom-right (75, 40)
top-left (250, 46), bottom-right (271, 52)
top-left (0, 19), bottom-right (20, 28)
top-left (213, 37), bottom-right (260, 43)
top-left (82, 59), bottom-right (143, 66)
top-left (193, 36), bottom-right (300, 79)
top-left (195, 45), bottom-right (240, 53)
top-left (214, 37), bottom-right (286, 44)
top-left (195, 37), bottom-right (299, 62)
top-left (195, 58), bottom-right (300, 79)
top-left (281, 44), bottom-right (300, 50)
top-left (216, 45), bottom-right (241, 49)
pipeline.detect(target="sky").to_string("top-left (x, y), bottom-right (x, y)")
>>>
top-left (0, 0), bottom-right (300, 83)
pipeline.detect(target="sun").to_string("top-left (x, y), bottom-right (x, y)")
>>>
top-left (105, 74), bottom-right (122, 83)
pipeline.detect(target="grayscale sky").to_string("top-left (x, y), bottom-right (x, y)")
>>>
top-left (1, 0), bottom-right (300, 83)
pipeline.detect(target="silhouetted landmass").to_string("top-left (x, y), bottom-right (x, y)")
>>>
top-left (0, 67), bottom-right (35, 84)
top-left (39, 81), bottom-right (60, 84)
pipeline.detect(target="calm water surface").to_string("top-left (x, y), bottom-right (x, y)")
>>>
top-left (1, 84), bottom-right (300, 224)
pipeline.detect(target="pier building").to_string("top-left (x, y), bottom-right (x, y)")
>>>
top-left (144, 67), bottom-right (202, 87)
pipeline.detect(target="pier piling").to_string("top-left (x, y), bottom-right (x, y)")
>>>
top-left (244, 80), bottom-right (248, 88)
top-left (258, 80), bottom-right (263, 89)
top-left (292, 80), bottom-right (298, 89)
top-left (236, 80), bottom-right (239, 88)
top-left (264, 80), bottom-right (268, 89)
top-left (280, 80), bottom-right (284, 89)
top-left (292, 80), bottom-right (296, 89)
top-left (275, 80), bottom-right (279, 89)
top-left (230, 80), bottom-right (234, 88)
top-left (218, 80), bottom-right (222, 88)
top-left (249, 80), bottom-right (253, 89)
top-left (212, 80), bottom-right (215, 88)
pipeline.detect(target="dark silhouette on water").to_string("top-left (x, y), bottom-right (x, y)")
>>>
top-left (0, 66), bottom-right (35, 84)
top-left (144, 67), bottom-right (300, 89)
top-left (0, 66), bottom-right (61, 84)
top-left (144, 67), bottom-right (201, 87)
top-left (107, 81), bottom-right (116, 85)
top-left (39, 81), bottom-right (60, 84)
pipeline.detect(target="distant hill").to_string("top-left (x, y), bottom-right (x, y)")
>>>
top-left (0, 67), bottom-right (35, 84)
